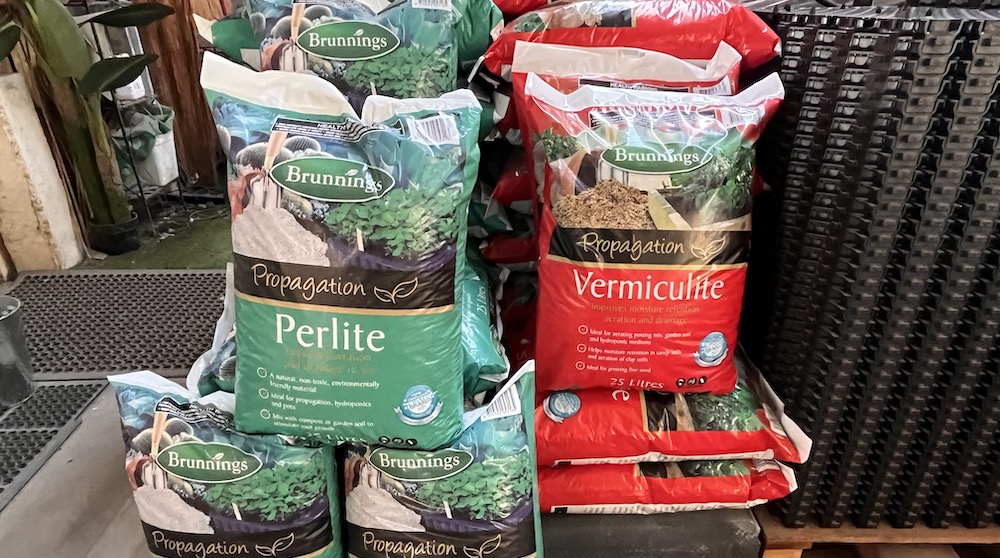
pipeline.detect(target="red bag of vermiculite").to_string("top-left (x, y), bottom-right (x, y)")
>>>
top-left (492, 0), bottom-right (544, 20)
top-left (511, 42), bottom-right (743, 99)
top-left (520, 74), bottom-right (784, 393)
top-left (539, 459), bottom-right (796, 513)
top-left (480, 0), bottom-right (779, 79)
top-left (505, 41), bottom-right (743, 204)
top-left (493, 150), bottom-right (534, 207)
top-left (501, 41), bottom-right (743, 145)
top-left (471, 0), bottom-right (780, 139)
top-left (535, 350), bottom-right (812, 465)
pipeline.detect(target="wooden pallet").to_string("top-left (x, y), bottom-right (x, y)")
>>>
top-left (757, 509), bottom-right (1000, 558)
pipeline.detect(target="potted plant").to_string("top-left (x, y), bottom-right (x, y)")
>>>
top-left (0, 0), bottom-right (174, 255)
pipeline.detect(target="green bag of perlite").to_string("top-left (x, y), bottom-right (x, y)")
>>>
top-left (255, 0), bottom-right (455, 111)
top-left (199, 0), bottom-right (498, 83)
top-left (461, 250), bottom-right (509, 400)
top-left (189, 261), bottom-right (508, 402)
top-left (343, 362), bottom-right (542, 558)
top-left (195, 15), bottom-right (262, 69)
top-left (201, 52), bottom-right (480, 450)
top-left (110, 372), bottom-right (342, 558)
top-left (250, 0), bottom-right (498, 110)
top-left (453, 0), bottom-right (503, 73)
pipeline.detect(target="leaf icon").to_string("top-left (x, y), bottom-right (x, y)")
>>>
top-left (704, 237), bottom-right (726, 256)
top-left (392, 278), bottom-right (419, 300)
top-left (213, 452), bottom-right (225, 460)
top-left (256, 544), bottom-right (276, 557)
top-left (463, 547), bottom-right (481, 558)
top-left (272, 533), bottom-right (295, 553)
top-left (373, 286), bottom-right (394, 304)
top-left (354, 29), bottom-right (364, 36)
top-left (480, 534), bottom-right (502, 556)
top-left (690, 246), bottom-right (708, 260)
top-left (346, 168), bottom-right (359, 176)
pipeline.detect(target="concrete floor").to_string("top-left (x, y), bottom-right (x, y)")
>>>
top-left (0, 211), bottom-right (231, 555)
top-left (0, 388), bottom-right (146, 557)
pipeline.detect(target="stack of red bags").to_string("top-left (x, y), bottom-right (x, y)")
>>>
top-left (473, 0), bottom-right (812, 514)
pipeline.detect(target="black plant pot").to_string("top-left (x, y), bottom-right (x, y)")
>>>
top-left (88, 213), bottom-right (141, 255)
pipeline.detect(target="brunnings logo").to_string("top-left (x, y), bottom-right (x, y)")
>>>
top-left (296, 21), bottom-right (400, 61)
top-left (369, 448), bottom-right (474, 481)
top-left (270, 156), bottom-right (395, 202)
top-left (601, 144), bottom-right (712, 174)
top-left (156, 441), bottom-right (262, 483)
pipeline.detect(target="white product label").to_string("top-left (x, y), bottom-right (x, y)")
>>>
top-left (693, 78), bottom-right (732, 96)
top-left (412, 0), bottom-right (451, 10)
top-left (720, 106), bottom-right (764, 128)
top-left (482, 384), bottom-right (521, 421)
top-left (409, 115), bottom-right (460, 145)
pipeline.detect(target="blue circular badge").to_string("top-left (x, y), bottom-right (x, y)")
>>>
top-left (395, 385), bottom-right (442, 425)
top-left (695, 332), bottom-right (728, 367)
top-left (544, 392), bottom-right (581, 423)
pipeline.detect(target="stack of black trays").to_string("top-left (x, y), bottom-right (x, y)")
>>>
top-left (741, 0), bottom-right (1000, 529)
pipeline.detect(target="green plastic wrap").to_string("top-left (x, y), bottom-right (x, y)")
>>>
top-left (343, 362), bottom-right (543, 558)
top-left (110, 372), bottom-right (343, 558)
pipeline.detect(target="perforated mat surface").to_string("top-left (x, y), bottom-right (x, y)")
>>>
top-left (0, 381), bottom-right (105, 511)
top-left (3, 270), bottom-right (225, 379)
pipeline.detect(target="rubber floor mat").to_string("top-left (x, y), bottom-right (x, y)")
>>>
top-left (2, 270), bottom-right (224, 379)
top-left (0, 381), bottom-right (105, 512)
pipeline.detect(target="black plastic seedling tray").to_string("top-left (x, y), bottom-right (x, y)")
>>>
top-left (748, 0), bottom-right (1000, 528)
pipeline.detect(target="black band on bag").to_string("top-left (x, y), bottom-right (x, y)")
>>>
top-left (347, 518), bottom-right (537, 558)
top-left (549, 228), bottom-right (750, 266)
top-left (234, 254), bottom-right (456, 310)
top-left (141, 514), bottom-right (334, 558)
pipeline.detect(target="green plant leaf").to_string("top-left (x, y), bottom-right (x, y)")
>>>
top-left (27, 0), bottom-right (92, 79)
top-left (79, 4), bottom-right (175, 27)
top-left (0, 22), bottom-right (21, 61)
top-left (77, 54), bottom-right (157, 95)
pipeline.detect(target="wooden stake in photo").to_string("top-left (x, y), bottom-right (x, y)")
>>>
top-left (289, 3), bottom-right (307, 72)
top-left (261, 131), bottom-right (288, 210)
top-left (150, 410), bottom-right (168, 458)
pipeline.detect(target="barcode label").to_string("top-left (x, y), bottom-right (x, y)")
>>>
top-left (694, 78), bottom-right (732, 96)
top-left (409, 115), bottom-right (460, 145)
top-left (156, 398), bottom-right (235, 431)
top-left (483, 384), bottom-right (521, 421)
top-left (592, 109), bottom-right (713, 130)
top-left (720, 106), bottom-right (763, 128)
top-left (412, 0), bottom-right (451, 10)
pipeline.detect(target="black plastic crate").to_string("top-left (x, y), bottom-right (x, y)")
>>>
top-left (748, 0), bottom-right (1000, 528)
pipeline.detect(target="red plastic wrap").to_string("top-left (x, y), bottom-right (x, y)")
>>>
top-left (538, 460), bottom-right (796, 513)
top-left (498, 272), bottom-right (538, 371)
top-left (482, 234), bottom-right (539, 265)
top-left (521, 74), bottom-right (783, 393)
top-left (535, 351), bottom-right (812, 465)
top-left (493, 0), bottom-right (546, 19)
top-left (481, 0), bottom-right (780, 79)
top-left (511, 42), bottom-right (742, 98)
top-left (505, 42), bottom-right (743, 206)
top-left (493, 150), bottom-right (536, 206)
